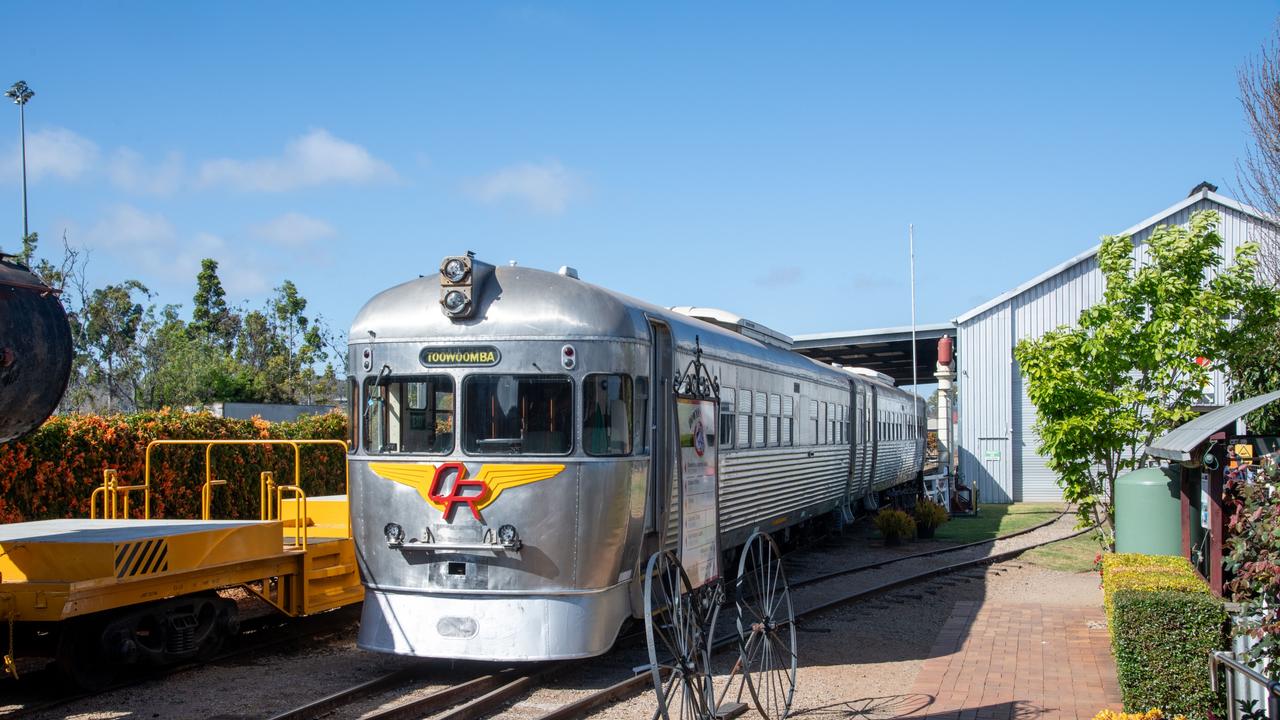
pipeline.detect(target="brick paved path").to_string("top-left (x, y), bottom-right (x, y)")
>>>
top-left (907, 601), bottom-right (1122, 720)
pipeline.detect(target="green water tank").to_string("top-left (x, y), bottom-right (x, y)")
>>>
top-left (1115, 466), bottom-right (1183, 556)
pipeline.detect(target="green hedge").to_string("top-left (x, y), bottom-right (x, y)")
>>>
top-left (1102, 553), bottom-right (1227, 720)
top-left (0, 409), bottom-right (348, 523)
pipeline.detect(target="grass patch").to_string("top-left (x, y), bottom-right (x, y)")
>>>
top-left (931, 502), bottom-right (1065, 544)
top-left (1021, 530), bottom-right (1102, 573)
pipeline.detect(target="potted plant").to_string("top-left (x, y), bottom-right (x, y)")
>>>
top-left (913, 499), bottom-right (950, 539)
top-left (874, 508), bottom-right (916, 546)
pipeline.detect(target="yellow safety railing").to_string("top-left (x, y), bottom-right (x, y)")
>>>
top-left (140, 439), bottom-right (350, 536)
top-left (90, 469), bottom-right (150, 519)
top-left (276, 485), bottom-right (308, 547)
top-left (259, 471), bottom-right (278, 521)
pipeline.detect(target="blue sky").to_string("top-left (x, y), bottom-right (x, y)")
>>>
top-left (1, 2), bottom-right (1275, 354)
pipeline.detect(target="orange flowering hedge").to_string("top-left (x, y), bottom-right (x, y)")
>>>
top-left (0, 410), bottom-right (349, 523)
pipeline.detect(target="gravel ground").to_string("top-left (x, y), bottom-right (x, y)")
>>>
top-left (4, 511), bottom-right (1097, 720)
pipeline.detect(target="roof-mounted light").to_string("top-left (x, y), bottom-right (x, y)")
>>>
top-left (442, 257), bottom-right (470, 284)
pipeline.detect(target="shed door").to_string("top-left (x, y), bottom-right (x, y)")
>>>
top-left (1015, 372), bottom-right (1062, 502)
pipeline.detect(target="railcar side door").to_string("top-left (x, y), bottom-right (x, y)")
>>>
top-left (643, 319), bottom-right (675, 543)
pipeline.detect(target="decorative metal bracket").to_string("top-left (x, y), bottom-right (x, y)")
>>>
top-left (675, 336), bottom-right (719, 400)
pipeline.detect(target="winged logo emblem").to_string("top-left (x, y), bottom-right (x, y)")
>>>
top-left (368, 462), bottom-right (564, 521)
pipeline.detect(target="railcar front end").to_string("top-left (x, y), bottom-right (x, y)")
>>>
top-left (348, 259), bottom-right (651, 661)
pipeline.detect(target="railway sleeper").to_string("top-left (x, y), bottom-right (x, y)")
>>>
top-left (51, 592), bottom-right (238, 690)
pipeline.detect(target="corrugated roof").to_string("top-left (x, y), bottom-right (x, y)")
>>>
top-left (1146, 390), bottom-right (1280, 462)
top-left (952, 190), bottom-right (1268, 325)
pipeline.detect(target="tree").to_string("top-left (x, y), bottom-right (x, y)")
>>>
top-left (1232, 29), bottom-right (1280, 433)
top-left (190, 258), bottom-right (237, 350)
top-left (1014, 211), bottom-right (1271, 546)
top-left (83, 280), bottom-right (151, 412)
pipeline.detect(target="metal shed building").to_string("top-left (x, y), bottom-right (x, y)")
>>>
top-left (952, 186), bottom-right (1271, 502)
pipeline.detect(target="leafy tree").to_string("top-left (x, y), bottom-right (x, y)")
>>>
top-left (1014, 211), bottom-right (1271, 546)
top-left (190, 258), bottom-right (238, 350)
top-left (83, 280), bottom-right (151, 412)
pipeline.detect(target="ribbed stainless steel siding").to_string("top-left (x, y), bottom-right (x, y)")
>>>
top-left (959, 197), bottom-right (1268, 503)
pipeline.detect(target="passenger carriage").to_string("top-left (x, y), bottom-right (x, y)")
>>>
top-left (347, 254), bottom-right (925, 661)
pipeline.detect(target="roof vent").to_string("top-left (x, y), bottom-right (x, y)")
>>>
top-left (558, 266), bottom-right (579, 279)
top-left (669, 306), bottom-right (793, 350)
top-left (1188, 181), bottom-right (1218, 197)
top-left (842, 366), bottom-right (896, 385)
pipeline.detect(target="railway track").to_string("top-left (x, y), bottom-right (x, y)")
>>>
top-left (1, 603), bottom-right (363, 720)
top-left (257, 508), bottom-right (1084, 720)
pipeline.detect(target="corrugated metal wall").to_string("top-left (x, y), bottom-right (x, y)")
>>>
top-left (957, 195), bottom-right (1267, 502)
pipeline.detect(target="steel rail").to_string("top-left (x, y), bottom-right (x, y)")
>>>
top-left (4, 605), bottom-right (362, 719)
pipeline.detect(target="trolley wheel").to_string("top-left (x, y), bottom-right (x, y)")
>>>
top-left (644, 550), bottom-right (716, 720)
top-left (734, 531), bottom-right (797, 719)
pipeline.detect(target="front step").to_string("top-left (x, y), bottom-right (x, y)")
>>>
top-left (302, 539), bottom-right (363, 614)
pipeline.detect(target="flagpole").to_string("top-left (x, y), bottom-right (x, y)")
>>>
top-left (910, 224), bottom-right (918, 396)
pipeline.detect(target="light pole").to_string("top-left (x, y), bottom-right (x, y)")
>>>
top-left (5, 81), bottom-right (34, 242)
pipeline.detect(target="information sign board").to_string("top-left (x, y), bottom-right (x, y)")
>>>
top-left (677, 396), bottom-right (719, 588)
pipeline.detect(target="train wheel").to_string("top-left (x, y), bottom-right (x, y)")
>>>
top-left (734, 531), bottom-right (797, 719)
top-left (644, 550), bottom-right (715, 720)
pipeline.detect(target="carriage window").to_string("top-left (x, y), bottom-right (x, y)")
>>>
top-left (768, 394), bottom-right (781, 447)
top-left (463, 375), bottom-right (572, 455)
top-left (634, 376), bottom-right (649, 453)
top-left (809, 399), bottom-right (819, 445)
top-left (738, 389), bottom-right (752, 448)
top-left (754, 391), bottom-right (767, 447)
top-left (782, 395), bottom-right (794, 447)
top-left (364, 375), bottom-right (455, 454)
top-left (584, 374), bottom-right (632, 456)
top-left (720, 388), bottom-right (736, 448)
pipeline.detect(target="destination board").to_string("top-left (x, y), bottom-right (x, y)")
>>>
top-left (419, 346), bottom-right (501, 367)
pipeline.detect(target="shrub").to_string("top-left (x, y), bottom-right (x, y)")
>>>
top-left (1101, 553), bottom-right (1206, 626)
top-left (912, 499), bottom-right (949, 530)
top-left (1110, 589), bottom-right (1226, 719)
top-left (1092, 709), bottom-right (1187, 720)
top-left (0, 410), bottom-right (348, 523)
top-left (1224, 471), bottom-right (1280, 677)
top-left (1101, 553), bottom-right (1226, 720)
top-left (874, 508), bottom-right (915, 545)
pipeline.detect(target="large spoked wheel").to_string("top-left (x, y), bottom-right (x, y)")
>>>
top-left (735, 531), bottom-right (797, 719)
top-left (644, 550), bottom-right (716, 720)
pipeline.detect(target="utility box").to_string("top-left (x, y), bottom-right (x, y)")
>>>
top-left (1115, 466), bottom-right (1183, 556)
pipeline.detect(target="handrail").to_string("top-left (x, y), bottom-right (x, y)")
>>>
top-left (276, 485), bottom-right (308, 548)
top-left (143, 439), bottom-right (350, 535)
top-left (1210, 650), bottom-right (1280, 719)
top-left (260, 471), bottom-right (278, 521)
top-left (89, 469), bottom-right (149, 519)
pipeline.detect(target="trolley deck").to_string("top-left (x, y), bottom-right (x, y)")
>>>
top-left (0, 513), bottom-right (361, 623)
top-left (0, 439), bottom-right (362, 682)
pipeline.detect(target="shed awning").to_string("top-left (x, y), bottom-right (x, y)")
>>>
top-left (1145, 390), bottom-right (1280, 462)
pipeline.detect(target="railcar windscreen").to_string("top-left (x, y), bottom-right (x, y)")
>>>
top-left (463, 375), bottom-right (573, 455)
top-left (363, 375), bottom-right (455, 454)
top-left (584, 374), bottom-right (632, 456)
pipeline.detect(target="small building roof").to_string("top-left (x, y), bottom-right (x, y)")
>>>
top-left (792, 322), bottom-right (955, 385)
top-left (953, 189), bottom-right (1269, 326)
top-left (1146, 390), bottom-right (1280, 462)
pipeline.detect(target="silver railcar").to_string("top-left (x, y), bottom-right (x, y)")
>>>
top-left (347, 256), bottom-right (925, 662)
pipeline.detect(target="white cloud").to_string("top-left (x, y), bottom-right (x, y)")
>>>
top-left (755, 266), bottom-right (804, 286)
top-left (87, 205), bottom-right (176, 249)
top-left (3, 127), bottom-right (99, 182)
top-left (249, 212), bottom-right (337, 248)
top-left (197, 129), bottom-right (396, 192)
top-left (108, 148), bottom-right (184, 195)
top-left (466, 160), bottom-right (581, 214)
